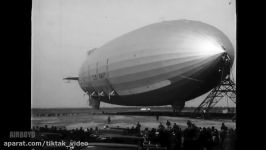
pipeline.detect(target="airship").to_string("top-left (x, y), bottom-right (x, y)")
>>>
top-left (65, 20), bottom-right (234, 112)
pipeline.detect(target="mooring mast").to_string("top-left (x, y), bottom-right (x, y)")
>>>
top-left (193, 52), bottom-right (236, 118)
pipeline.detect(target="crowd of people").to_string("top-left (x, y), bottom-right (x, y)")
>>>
top-left (31, 120), bottom-right (236, 150)
top-left (138, 121), bottom-right (236, 150)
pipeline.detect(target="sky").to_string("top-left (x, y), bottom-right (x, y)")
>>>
top-left (32, 0), bottom-right (236, 108)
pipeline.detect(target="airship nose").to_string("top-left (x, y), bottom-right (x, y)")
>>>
top-left (220, 44), bottom-right (234, 62)
top-left (219, 42), bottom-right (235, 73)
top-left (195, 34), bottom-right (234, 79)
top-left (215, 34), bottom-right (235, 65)
top-left (215, 48), bottom-right (234, 80)
top-left (200, 33), bottom-right (235, 71)
top-left (195, 39), bottom-right (226, 56)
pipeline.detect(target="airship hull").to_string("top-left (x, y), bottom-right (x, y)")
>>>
top-left (78, 20), bottom-right (234, 110)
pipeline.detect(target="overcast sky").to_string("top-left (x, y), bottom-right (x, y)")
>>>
top-left (32, 0), bottom-right (236, 108)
